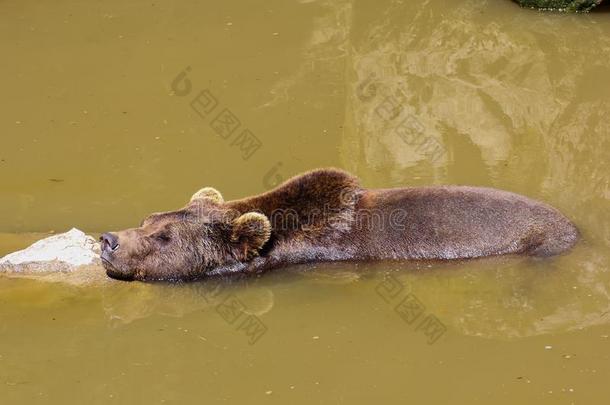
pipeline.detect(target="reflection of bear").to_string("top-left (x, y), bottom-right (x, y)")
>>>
top-left (100, 169), bottom-right (578, 282)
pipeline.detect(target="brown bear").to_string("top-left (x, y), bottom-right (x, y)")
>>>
top-left (100, 168), bottom-right (579, 281)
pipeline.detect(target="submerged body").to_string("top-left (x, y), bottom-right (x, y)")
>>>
top-left (100, 169), bottom-right (578, 281)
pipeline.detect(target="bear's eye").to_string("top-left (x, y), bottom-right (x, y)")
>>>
top-left (153, 232), bottom-right (171, 243)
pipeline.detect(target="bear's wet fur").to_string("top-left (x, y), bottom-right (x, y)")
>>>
top-left (100, 168), bottom-right (579, 281)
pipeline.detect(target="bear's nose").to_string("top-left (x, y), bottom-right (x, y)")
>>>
top-left (100, 232), bottom-right (120, 252)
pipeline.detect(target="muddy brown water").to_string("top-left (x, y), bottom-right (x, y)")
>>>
top-left (1, 0), bottom-right (609, 404)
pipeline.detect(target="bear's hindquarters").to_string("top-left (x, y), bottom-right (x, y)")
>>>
top-left (355, 187), bottom-right (579, 261)
top-left (521, 215), bottom-right (579, 257)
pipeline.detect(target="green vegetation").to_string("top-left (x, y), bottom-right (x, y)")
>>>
top-left (515, 0), bottom-right (603, 11)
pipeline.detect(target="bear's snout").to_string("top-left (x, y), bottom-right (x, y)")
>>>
top-left (99, 231), bottom-right (138, 281)
top-left (100, 232), bottom-right (119, 253)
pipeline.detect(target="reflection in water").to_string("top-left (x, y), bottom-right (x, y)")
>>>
top-left (260, 0), bottom-right (352, 109)
top-left (101, 280), bottom-right (275, 326)
top-left (0, 270), bottom-right (275, 327)
top-left (1, 249), bottom-right (607, 340)
top-left (344, 0), bottom-right (610, 185)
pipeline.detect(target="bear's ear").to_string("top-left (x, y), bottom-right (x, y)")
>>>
top-left (190, 187), bottom-right (224, 204)
top-left (231, 212), bottom-right (271, 260)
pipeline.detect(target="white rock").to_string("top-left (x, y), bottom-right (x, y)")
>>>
top-left (0, 228), bottom-right (101, 273)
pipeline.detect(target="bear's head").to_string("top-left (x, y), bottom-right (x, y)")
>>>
top-left (99, 187), bottom-right (271, 281)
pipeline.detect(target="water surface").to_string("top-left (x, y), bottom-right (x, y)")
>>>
top-left (1, 0), bottom-right (609, 403)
